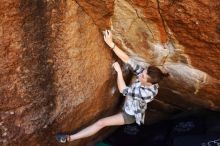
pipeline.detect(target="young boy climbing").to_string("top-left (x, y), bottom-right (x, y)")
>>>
top-left (56, 30), bottom-right (168, 143)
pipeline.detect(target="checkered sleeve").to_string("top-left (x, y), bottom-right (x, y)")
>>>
top-left (122, 86), bottom-right (132, 96)
top-left (127, 58), bottom-right (144, 76)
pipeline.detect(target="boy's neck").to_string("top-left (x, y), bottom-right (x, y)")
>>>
top-left (141, 82), bottom-right (152, 87)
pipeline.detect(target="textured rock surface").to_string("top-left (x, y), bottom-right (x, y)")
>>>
top-left (0, 0), bottom-right (220, 146)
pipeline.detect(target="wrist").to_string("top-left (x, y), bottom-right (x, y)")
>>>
top-left (109, 42), bottom-right (115, 49)
top-left (117, 70), bottom-right (122, 75)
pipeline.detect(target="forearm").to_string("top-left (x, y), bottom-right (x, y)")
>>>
top-left (112, 45), bottom-right (130, 63)
top-left (116, 71), bottom-right (126, 93)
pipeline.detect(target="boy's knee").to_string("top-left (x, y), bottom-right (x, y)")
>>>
top-left (96, 119), bottom-right (106, 128)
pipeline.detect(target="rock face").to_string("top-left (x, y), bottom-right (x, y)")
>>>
top-left (0, 0), bottom-right (220, 146)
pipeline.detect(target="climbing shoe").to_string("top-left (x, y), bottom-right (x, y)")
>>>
top-left (55, 133), bottom-right (70, 143)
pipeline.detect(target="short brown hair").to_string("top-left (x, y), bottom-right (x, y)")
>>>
top-left (147, 66), bottom-right (169, 84)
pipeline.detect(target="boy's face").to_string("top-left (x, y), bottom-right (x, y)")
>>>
top-left (138, 69), bottom-right (151, 84)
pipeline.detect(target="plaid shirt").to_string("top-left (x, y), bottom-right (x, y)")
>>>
top-left (122, 58), bottom-right (159, 125)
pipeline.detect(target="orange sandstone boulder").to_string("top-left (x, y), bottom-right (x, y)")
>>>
top-left (0, 0), bottom-right (220, 146)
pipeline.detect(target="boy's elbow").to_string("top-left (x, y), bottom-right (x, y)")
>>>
top-left (119, 86), bottom-right (127, 94)
top-left (119, 88), bottom-right (123, 93)
top-left (124, 56), bottom-right (130, 64)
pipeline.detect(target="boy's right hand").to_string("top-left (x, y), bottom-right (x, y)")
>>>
top-left (103, 30), bottom-right (115, 49)
top-left (112, 62), bottom-right (122, 73)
